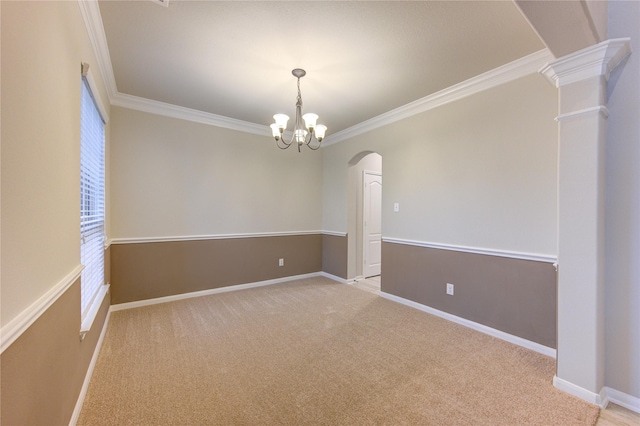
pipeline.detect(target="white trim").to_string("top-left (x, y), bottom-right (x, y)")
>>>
top-left (324, 49), bottom-right (553, 146)
top-left (599, 386), bottom-right (610, 409)
top-left (319, 271), bottom-right (348, 284)
top-left (111, 92), bottom-right (270, 137)
top-left (83, 67), bottom-right (109, 123)
top-left (553, 376), bottom-right (608, 407)
top-left (556, 106), bottom-right (609, 122)
top-left (111, 231), bottom-right (323, 245)
top-left (104, 238), bottom-right (112, 250)
top-left (80, 1), bottom-right (553, 147)
top-left (322, 231), bottom-right (347, 237)
top-left (79, 0), bottom-right (274, 135)
top-left (380, 291), bottom-right (557, 358)
top-left (110, 272), bottom-right (322, 311)
top-left (382, 237), bottom-right (557, 264)
top-left (77, 0), bottom-right (118, 100)
top-left (605, 387), bottom-right (640, 413)
top-left (540, 38), bottom-right (632, 88)
top-left (80, 284), bottom-right (110, 340)
top-left (1, 265), bottom-right (84, 354)
top-left (150, 0), bottom-right (169, 8)
top-left (69, 309), bottom-right (110, 426)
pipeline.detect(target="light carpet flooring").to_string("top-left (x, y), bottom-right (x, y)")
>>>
top-left (351, 275), bottom-right (381, 295)
top-left (79, 276), bottom-right (600, 425)
top-left (354, 276), bottom-right (640, 426)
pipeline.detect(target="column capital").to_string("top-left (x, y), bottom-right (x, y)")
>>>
top-left (540, 38), bottom-right (631, 88)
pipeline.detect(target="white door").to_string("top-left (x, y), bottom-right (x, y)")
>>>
top-left (363, 172), bottom-right (382, 277)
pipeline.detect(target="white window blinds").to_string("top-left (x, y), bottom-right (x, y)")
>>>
top-left (80, 76), bottom-right (105, 321)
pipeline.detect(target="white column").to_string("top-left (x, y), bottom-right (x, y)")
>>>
top-left (540, 38), bottom-right (631, 406)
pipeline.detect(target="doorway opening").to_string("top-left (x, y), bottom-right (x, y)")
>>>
top-left (347, 152), bottom-right (382, 287)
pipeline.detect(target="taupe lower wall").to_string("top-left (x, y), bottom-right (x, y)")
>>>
top-left (110, 234), bottom-right (322, 304)
top-left (0, 279), bottom-right (110, 425)
top-left (382, 242), bottom-right (557, 348)
top-left (322, 234), bottom-right (348, 279)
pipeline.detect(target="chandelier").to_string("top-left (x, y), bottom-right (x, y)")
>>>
top-left (270, 68), bottom-right (327, 152)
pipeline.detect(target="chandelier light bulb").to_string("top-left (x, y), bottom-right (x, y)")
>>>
top-left (314, 124), bottom-right (327, 141)
top-left (270, 123), bottom-right (281, 140)
top-left (302, 113), bottom-right (318, 131)
top-left (273, 114), bottom-right (289, 130)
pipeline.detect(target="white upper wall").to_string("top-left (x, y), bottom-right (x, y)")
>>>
top-left (110, 107), bottom-right (323, 239)
top-left (323, 73), bottom-right (558, 256)
top-left (1, 1), bottom-right (110, 328)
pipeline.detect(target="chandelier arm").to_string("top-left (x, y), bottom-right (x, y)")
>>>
top-left (286, 131), bottom-right (298, 146)
top-left (304, 127), bottom-right (321, 150)
top-left (306, 137), bottom-right (322, 150)
top-left (275, 135), bottom-right (293, 149)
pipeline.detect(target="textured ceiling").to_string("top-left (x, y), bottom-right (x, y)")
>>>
top-left (98, 0), bottom-right (544, 135)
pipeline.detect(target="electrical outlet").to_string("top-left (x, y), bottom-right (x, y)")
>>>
top-left (394, 202), bottom-right (400, 212)
top-left (279, 258), bottom-right (284, 267)
top-left (446, 283), bottom-right (454, 295)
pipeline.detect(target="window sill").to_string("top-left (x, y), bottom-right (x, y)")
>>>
top-left (80, 284), bottom-right (110, 341)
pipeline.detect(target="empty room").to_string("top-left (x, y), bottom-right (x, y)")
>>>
top-left (1, 1), bottom-right (639, 425)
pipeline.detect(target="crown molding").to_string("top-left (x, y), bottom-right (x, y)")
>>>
top-left (78, 0), bottom-right (118, 100)
top-left (80, 3), bottom-right (553, 146)
top-left (111, 92), bottom-right (270, 136)
top-left (323, 48), bottom-right (553, 146)
top-left (539, 38), bottom-right (632, 88)
top-left (78, 0), bottom-right (279, 137)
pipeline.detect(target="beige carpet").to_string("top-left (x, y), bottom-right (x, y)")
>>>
top-left (78, 277), bottom-right (599, 425)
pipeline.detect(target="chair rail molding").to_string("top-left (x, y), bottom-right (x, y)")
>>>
top-left (1, 265), bottom-right (84, 353)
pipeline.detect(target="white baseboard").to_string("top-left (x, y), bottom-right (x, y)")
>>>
top-left (319, 271), bottom-right (348, 284)
top-left (605, 386), bottom-right (640, 413)
top-left (110, 272), bottom-right (323, 311)
top-left (553, 376), bottom-right (608, 407)
top-left (379, 291), bottom-right (556, 358)
top-left (552, 379), bottom-right (640, 411)
top-left (69, 309), bottom-right (111, 426)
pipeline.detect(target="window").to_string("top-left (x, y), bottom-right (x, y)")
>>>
top-left (80, 66), bottom-right (106, 328)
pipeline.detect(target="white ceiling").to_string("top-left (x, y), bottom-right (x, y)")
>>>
top-left (97, 0), bottom-right (545, 136)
